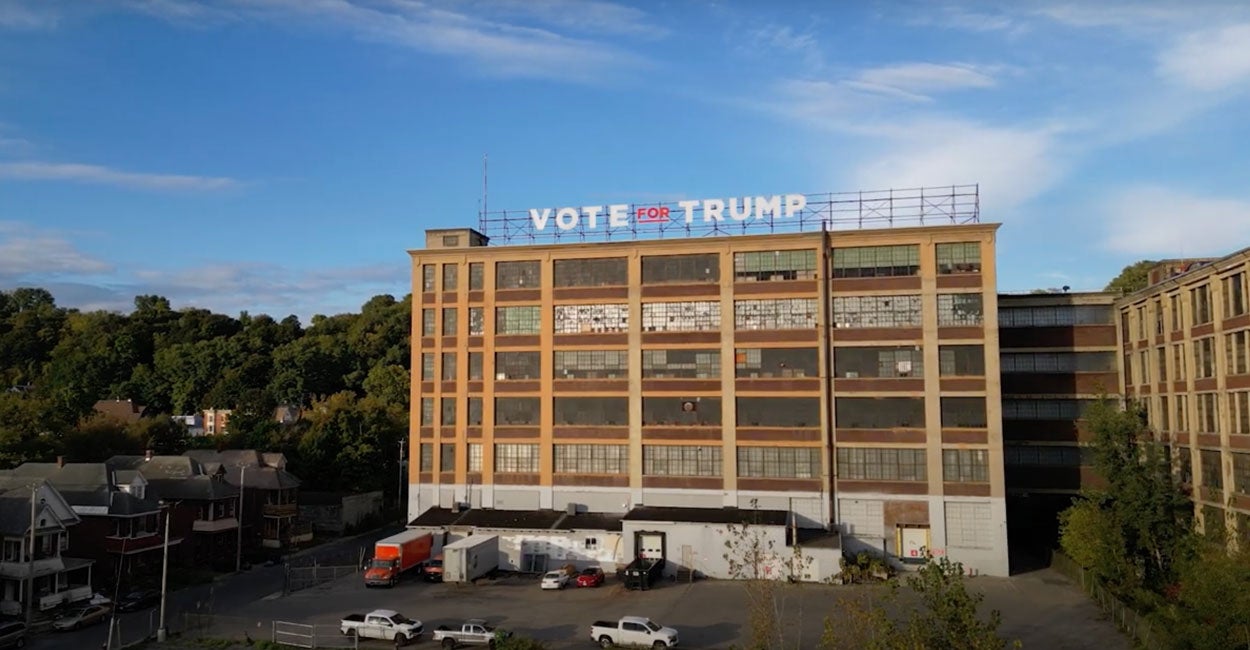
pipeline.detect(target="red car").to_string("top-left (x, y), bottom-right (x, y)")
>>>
top-left (576, 567), bottom-right (605, 587)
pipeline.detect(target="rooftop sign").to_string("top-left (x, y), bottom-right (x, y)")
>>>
top-left (528, 194), bottom-right (808, 232)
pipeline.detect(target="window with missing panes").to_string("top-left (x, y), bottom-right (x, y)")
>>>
top-left (441, 397), bottom-right (456, 426)
top-left (495, 351), bottom-right (540, 380)
top-left (420, 398), bottom-right (433, 426)
top-left (1227, 272), bottom-right (1247, 317)
top-left (834, 346), bottom-right (923, 378)
top-left (738, 447), bottom-right (820, 478)
top-left (641, 253), bottom-right (720, 284)
top-left (997, 305), bottom-right (1113, 327)
top-left (1004, 446), bottom-right (1085, 467)
top-left (442, 235), bottom-right (460, 247)
top-left (554, 445), bottom-right (628, 474)
top-left (936, 242), bottom-right (981, 274)
top-left (1201, 449), bottom-right (1222, 489)
top-left (1001, 399), bottom-right (1096, 420)
top-left (642, 397), bottom-right (722, 426)
top-left (443, 308), bottom-right (458, 336)
top-left (1154, 299), bottom-right (1164, 334)
top-left (554, 350), bottom-right (628, 379)
top-left (942, 449), bottom-right (989, 482)
top-left (494, 444), bottom-right (539, 473)
top-left (643, 445), bottom-right (721, 476)
top-left (736, 398), bottom-right (821, 427)
top-left (441, 353), bottom-right (457, 381)
top-left (553, 397), bottom-right (628, 426)
top-left (1227, 330), bottom-right (1250, 375)
top-left (422, 309), bottom-right (436, 336)
top-left (419, 443), bottom-right (433, 472)
top-left (467, 397), bottom-right (482, 426)
top-left (468, 307), bottom-right (484, 335)
top-left (1195, 337), bottom-right (1216, 378)
top-left (469, 262), bottom-right (484, 290)
top-left (554, 303), bottom-right (629, 333)
top-left (832, 245), bottom-right (920, 278)
top-left (733, 249), bottom-right (817, 282)
top-left (494, 397), bottom-right (539, 425)
top-left (940, 345), bottom-right (985, 376)
top-left (496, 306), bottom-right (541, 334)
top-left (468, 352), bottom-right (483, 380)
top-left (642, 349), bottom-right (719, 378)
top-left (833, 295), bottom-right (922, 328)
top-left (734, 298), bottom-right (818, 330)
top-left (834, 397), bottom-right (926, 428)
top-left (496, 261), bottom-right (540, 289)
top-left (421, 353), bottom-right (435, 381)
top-left (735, 348), bottom-right (818, 378)
top-left (1192, 284), bottom-right (1213, 325)
top-left (837, 447), bottom-right (926, 481)
top-left (440, 443), bottom-right (456, 473)
top-left (553, 258), bottom-right (628, 287)
top-left (941, 397), bottom-right (987, 428)
top-left (641, 301), bottom-right (721, 331)
top-left (422, 265), bottom-right (435, 292)
top-left (467, 444), bottom-right (483, 472)
top-left (938, 293), bottom-right (984, 326)
top-left (442, 264), bottom-right (458, 291)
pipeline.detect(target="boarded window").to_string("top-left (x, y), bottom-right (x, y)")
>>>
top-left (497, 260), bottom-right (541, 289)
top-left (938, 293), bottom-right (984, 326)
top-left (553, 258), bottom-right (627, 287)
top-left (939, 345), bottom-right (985, 376)
top-left (554, 350), bottom-right (628, 379)
top-left (495, 351), bottom-right (540, 379)
top-left (998, 305), bottom-right (1113, 327)
top-left (467, 397), bottom-right (482, 426)
top-left (495, 398), bottom-right (540, 425)
top-left (496, 306), bottom-right (541, 334)
top-left (442, 308), bottom-right (458, 336)
top-left (733, 249), bottom-right (817, 282)
top-left (643, 397), bottom-right (722, 426)
top-left (835, 397), bottom-right (926, 428)
top-left (833, 295), bottom-right (922, 328)
top-left (441, 352), bottom-right (457, 381)
top-left (554, 445), bottom-right (628, 474)
top-left (734, 298), bottom-right (818, 330)
top-left (642, 253), bottom-right (719, 284)
top-left (936, 242), bottom-right (981, 274)
top-left (738, 447), bottom-right (820, 478)
top-left (643, 349), bottom-right (720, 378)
top-left (494, 444), bottom-right (539, 473)
top-left (442, 264), bottom-right (458, 290)
top-left (441, 398), bottom-right (456, 425)
top-left (553, 397), bottom-right (628, 426)
top-left (469, 262), bottom-right (484, 290)
top-left (737, 397), bottom-right (820, 427)
top-left (735, 348), bottom-right (818, 378)
top-left (834, 347), bottom-right (923, 378)
top-left (643, 445), bottom-right (721, 476)
top-left (641, 301), bottom-right (720, 331)
top-left (422, 264), bottom-right (435, 291)
top-left (831, 245), bottom-right (919, 278)
top-left (941, 397), bottom-right (987, 428)
top-left (836, 448), bottom-right (926, 481)
top-left (554, 303), bottom-right (629, 333)
top-left (942, 449), bottom-right (988, 482)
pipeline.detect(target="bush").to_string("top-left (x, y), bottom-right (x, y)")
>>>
top-left (838, 551), bottom-right (894, 584)
top-left (494, 634), bottom-right (550, 650)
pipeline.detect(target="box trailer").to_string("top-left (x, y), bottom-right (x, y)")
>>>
top-left (442, 535), bottom-right (498, 583)
top-left (365, 530), bottom-right (433, 587)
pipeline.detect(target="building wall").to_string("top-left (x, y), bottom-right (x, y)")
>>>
top-left (408, 223), bottom-right (1009, 575)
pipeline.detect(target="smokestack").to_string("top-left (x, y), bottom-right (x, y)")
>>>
top-left (144, 449), bottom-right (153, 461)
top-left (56, 456), bottom-right (64, 468)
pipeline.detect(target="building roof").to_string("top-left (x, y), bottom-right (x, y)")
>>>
top-left (106, 455), bottom-right (238, 501)
top-left (553, 512), bottom-right (624, 532)
top-left (0, 476), bottom-right (80, 535)
top-left (454, 508), bottom-right (566, 530)
top-left (91, 399), bottom-right (147, 423)
top-left (622, 506), bottom-right (790, 526)
top-left (409, 507), bottom-right (467, 527)
top-left (183, 449), bottom-right (301, 490)
top-left (8, 462), bottom-right (161, 515)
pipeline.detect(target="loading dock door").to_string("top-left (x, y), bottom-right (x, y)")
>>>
top-left (638, 533), bottom-right (664, 560)
top-left (898, 526), bottom-right (930, 561)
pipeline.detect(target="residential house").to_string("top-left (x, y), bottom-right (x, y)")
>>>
top-left (203, 409), bottom-right (232, 436)
top-left (185, 450), bottom-right (312, 551)
top-left (105, 453), bottom-right (241, 571)
top-left (0, 476), bottom-right (94, 617)
top-left (172, 414), bottom-right (206, 437)
top-left (90, 399), bottom-right (148, 425)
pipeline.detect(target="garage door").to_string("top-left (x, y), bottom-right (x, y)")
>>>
top-left (638, 534), bottom-right (664, 560)
top-left (839, 499), bottom-right (884, 538)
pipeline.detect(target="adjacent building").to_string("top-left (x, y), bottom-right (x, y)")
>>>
top-left (0, 476), bottom-right (94, 617)
top-left (408, 214), bottom-right (1010, 576)
top-left (184, 450), bottom-right (312, 550)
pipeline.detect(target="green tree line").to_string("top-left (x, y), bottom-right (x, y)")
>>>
top-left (0, 287), bottom-right (412, 496)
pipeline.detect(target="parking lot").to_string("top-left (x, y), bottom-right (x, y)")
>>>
top-left (198, 566), bottom-right (1130, 649)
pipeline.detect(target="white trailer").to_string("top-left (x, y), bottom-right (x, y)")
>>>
top-left (442, 535), bottom-right (498, 583)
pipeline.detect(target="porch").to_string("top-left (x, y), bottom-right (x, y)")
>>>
top-left (0, 557), bottom-right (94, 616)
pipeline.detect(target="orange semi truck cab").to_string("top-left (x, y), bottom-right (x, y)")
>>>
top-left (364, 531), bottom-right (433, 588)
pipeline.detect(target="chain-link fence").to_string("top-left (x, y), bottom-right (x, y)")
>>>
top-left (273, 621), bottom-right (359, 649)
top-left (1050, 552), bottom-right (1174, 650)
top-left (284, 564), bottom-right (361, 593)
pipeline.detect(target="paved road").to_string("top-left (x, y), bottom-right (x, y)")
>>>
top-left (29, 526), bottom-right (402, 650)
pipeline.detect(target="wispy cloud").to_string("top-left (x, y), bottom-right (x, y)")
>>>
top-left (909, 6), bottom-right (1021, 35)
top-left (0, 222), bottom-right (112, 277)
top-left (1102, 187), bottom-right (1250, 256)
top-left (0, 0), bottom-right (58, 30)
top-left (848, 63), bottom-right (997, 102)
top-left (0, 161), bottom-right (240, 192)
top-left (1158, 22), bottom-right (1250, 91)
top-left (741, 23), bottom-right (823, 68)
top-left (464, 0), bottom-right (665, 38)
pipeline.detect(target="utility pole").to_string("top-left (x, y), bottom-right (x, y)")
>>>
top-left (157, 502), bottom-right (171, 641)
top-left (397, 439), bottom-right (406, 523)
top-left (236, 465), bottom-right (246, 572)
top-left (26, 485), bottom-right (36, 626)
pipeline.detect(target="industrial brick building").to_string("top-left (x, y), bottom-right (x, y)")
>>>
top-left (407, 188), bottom-right (1010, 577)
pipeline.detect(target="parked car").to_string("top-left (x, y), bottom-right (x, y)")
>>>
top-left (590, 616), bottom-right (679, 648)
top-left (88, 593), bottom-right (112, 607)
top-left (431, 619), bottom-right (512, 648)
top-left (0, 621), bottom-right (26, 649)
top-left (116, 589), bottom-right (161, 613)
top-left (577, 567), bottom-right (606, 588)
top-left (340, 609), bottom-right (424, 645)
top-left (423, 555), bottom-right (445, 582)
top-left (52, 605), bottom-right (111, 632)
top-left (540, 570), bottom-right (570, 590)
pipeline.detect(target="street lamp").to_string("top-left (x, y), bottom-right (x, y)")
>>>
top-left (156, 500), bottom-right (178, 642)
top-left (236, 465), bottom-right (246, 572)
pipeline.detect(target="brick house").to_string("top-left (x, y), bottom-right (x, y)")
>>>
top-left (0, 476), bottom-right (94, 617)
top-left (184, 450), bottom-right (312, 551)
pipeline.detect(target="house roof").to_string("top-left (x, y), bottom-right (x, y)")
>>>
top-left (183, 449), bottom-right (300, 490)
top-left (0, 476), bottom-right (78, 535)
top-left (9, 462), bottom-right (161, 515)
top-left (622, 506), bottom-right (790, 526)
top-left (106, 455), bottom-right (238, 501)
top-left (91, 399), bottom-right (147, 423)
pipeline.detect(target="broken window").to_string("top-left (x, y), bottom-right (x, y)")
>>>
top-left (1195, 337), bottom-right (1216, 378)
top-left (440, 443), bottom-right (456, 473)
top-left (554, 350), bottom-right (628, 379)
top-left (641, 253), bottom-right (719, 284)
top-left (733, 249), bottom-right (817, 282)
top-left (940, 345), bottom-right (986, 375)
top-left (1001, 399), bottom-right (1096, 420)
top-left (1192, 284), bottom-right (1213, 325)
top-left (1197, 393), bottom-right (1219, 433)
top-left (553, 258), bottom-right (628, 287)
top-left (834, 397), bottom-right (926, 428)
top-left (494, 398), bottom-right (540, 425)
top-left (468, 352), bottom-right (483, 380)
top-left (1227, 330), bottom-right (1250, 375)
top-left (422, 265), bottom-right (435, 292)
top-left (553, 397), bottom-right (628, 426)
top-left (496, 306), bottom-right (541, 334)
top-left (940, 397), bottom-right (987, 428)
top-left (441, 352), bottom-right (457, 381)
top-left (554, 303), bottom-right (629, 333)
top-left (468, 307), bottom-right (484, 335)
top-left (641, 301), bottom-right (721, 331)
top-left (495, 351), bottom-right (540, 379)
top-left (833, 347), bottom-right (923, 378)
top-left (467, 397), bottom-right (482, 426)
top-left (1200, 449), bottom-right (1222, 489)
top-left (642, 397), bottom-right (722, 426)
top-left (832, 295), bottom-right (922, 328)
top-left (999, 351), bottom-right (1113, 373)
top-left (997, 305), bottom-right (1113, 327)
top-left (734, 298), bottom-right (818, 330)
top-left (831, 245), bottom-right (919, 278)
top-left (936, 242), bottom-right (981, 274)
top-left (735, 348), bottom-right (818, 378)
top-left (736, 397), bottom-right (820, 427)
top-left (938, 293), bottom-right (984, 326)
top-left (469, 262), bottom-right (484, 290)
top-left (497, 260), bottom-right (541, 289)
top-left (643, 349), bottom-right (720, 378)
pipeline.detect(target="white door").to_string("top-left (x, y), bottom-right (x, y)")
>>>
top-left (900, 527), bottom-right (929, 560)
top-left (639, 534), bottom-right (664, 559)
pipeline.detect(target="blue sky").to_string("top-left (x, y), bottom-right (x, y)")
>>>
top-left (2, 0), bottom-right (1250, 322)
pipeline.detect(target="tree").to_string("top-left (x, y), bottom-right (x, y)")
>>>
top-left (722, 507), bottom-right (813, 650)
top-left (1166, 547), bottom-right (1250, 649)
top-left (1105, 260), bottom-right (1156, 295)
top-left (363, 364), bottom-right (409, 409)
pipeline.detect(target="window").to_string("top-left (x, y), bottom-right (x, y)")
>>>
top-left (419, 443), bottom-right (433, 472)
top-left (1234, 453), bottom-right (1250, 495)
top-left (737, 398), bottom-right (820, 427)
top-left (1197, 393), bottom-right (1219, 433)
top-left (496, 306), bottom-right (541, 334)
top-left (553, 258), bottom-right (628, 287)
top-left (643, 445), bottom-right (721, 476)
top-left (495, 398), bottom-right (540, 425)
top-left (1004, 446), bottom-right (1085, 467)
top-left (833, 295), bottom-right (922, 328)
top-left (469, 262), bottom-right (484, 290)
top-left (1227, 272), bottom-right (1247, 317)
top-left (1001, 399), bottom-right (1096, 420)
top-left (1173, 343), bottom-right (1187, 380)
top-left (468, 444), bottom-right (483, 472)
top-left (834, 346), bottom-right (924, 378)
top-left (1233, 392), bottom-right (1250, 434)
top-left (440, 443), bottom-right (456, 473)
top-left (835, 397), bottom-right (925, 428)
top-left (997, 305), bottom-right (1113, 327)
top-left (1195, 337), bottom-right (1216, 378)
top-left (735, 348), bottom-right (819, 378)
top-left (642, 253), bottom-right (719, 284)
top-left (469, 352), bottom-right (483, 380)
top-left (441, 397), bottom-right (456, 426)
top-left (554, 303), bottom-right (629, 333)
top-left (938, 293), bottom-right (984, 326)
top-left (442, 235), bottom-right (460, 247)
top-left (442, 353), bottom-right (457, 381)
top-left (734, 298), bottom-right (818, 330)
top-left (642, 397), bottom-right (721, 426)
top-left (1177, 396), bottom-right (1189, 432)
top-left (1228, 330), bottom-right (1250, 375)
top-left (553, 397), bottom-right (628, 426)
top-left (643, 349), bottom-right (720, 378)
top-left (422, 309), bottom-right (435, 336)
top-left (422, 265), bottom-right (435, 292)
top-left (832, 245), bottom-right (919, 278)
top-left (1154, 299), bottom-right (1164, 335)
top-left (945, 502), bottom-right (993, 549)
top-left (1000, 351), bottom-right (1118, 373)
top-left (940, 346), bottom-right (985, 376)
top-left (641, 301), bottom-right (721, 331)
top-left (738, 447), bottom-right (820, 478)
top-left (555, 350), bottom-right (628, 379)
top-left (1201, 449), bottom-right (1223, 489)
top-left (554, 445), bottom-right (627, 474)
top-left (420, 398), bottom-right (433, 426)
top-left (468, 397), bottom-right (483, 426)
top-left (941, 397), bottom-right (987, 428)
top-left (1160, 396), bottom-right (1171, 431)
top-left (443, 308), bottom-right (458, 336)
top-left (1170, 293), bottom-right (1181, 331)
top-left (469, 307), bottom-right (484, 335)
top-left (1139, 349), bottom-right (1150, 385)
top-left (421, 353), bottom-right (434, 381)
top-left (497, 261), bottom-right (540, 289)
top-left (496, 351), bottom-right (540, 379)
top-left (494, 444), bottom-right (539, 473)
top-left (943, 449), bottom-right (989, 482)
top-left (1136, 306), bottom-right (1146, 340)
top-left (733, 249), bottom-right (817, 281)
top-left (442, 264), bottom-right (458, 291)
top-left (1123, 352), bottom-right (1132, 387)
top-left (1157, 347), bottom-right (1168, 382)
top-left (836, 447), bottom-right (926, 481)
top-left (936, 242), bottom-right (981, 274)
top-left (1192, 284), bottom-right (1212, 325)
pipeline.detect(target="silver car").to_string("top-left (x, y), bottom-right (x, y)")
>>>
top-left (52, 605), bottom-right (111, 631)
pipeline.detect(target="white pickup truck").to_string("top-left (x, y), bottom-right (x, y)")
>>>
top-left (431, 619), bottom-right (511, 649)
top-left (340, 609), bottom-right (424, 645)
top-left (589, 617), bottom-right (679, 648)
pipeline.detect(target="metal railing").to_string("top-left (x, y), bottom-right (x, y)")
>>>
top-left (1049, 552), bottom-right (1174, 650)
top-left (284, 563), bottom-right (360, 594)
top-left (273, 621), bottom-right (359, 649)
